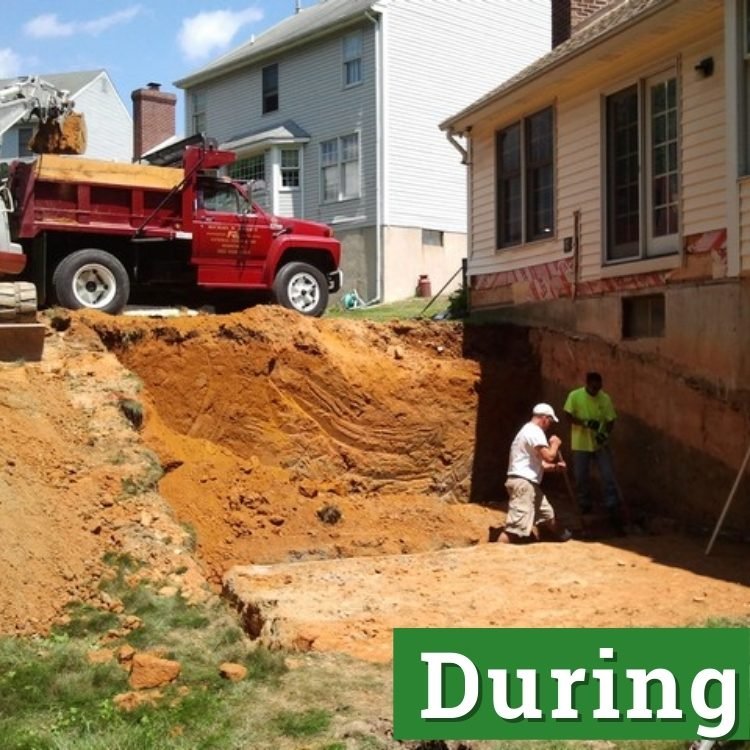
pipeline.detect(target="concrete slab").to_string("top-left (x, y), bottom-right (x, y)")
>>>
top-left (0, 324), bottom-right (46, 362)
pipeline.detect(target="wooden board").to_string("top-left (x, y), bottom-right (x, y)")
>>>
top-left (35, 154), bottom-right (184, 191)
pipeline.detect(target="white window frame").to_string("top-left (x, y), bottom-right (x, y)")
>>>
top-left (320, 133), bottom-right (360, 203)
top-left (604, 69), bottom-right (679, 264)
top-left (343, 32), bottom-right (363, 88)
top-left (280, 148), bottom-right (301, 190)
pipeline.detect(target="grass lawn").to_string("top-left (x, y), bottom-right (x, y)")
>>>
top-left (325, 295), bottom-right (452, 322)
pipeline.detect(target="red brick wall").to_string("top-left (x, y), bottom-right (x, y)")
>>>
top-left (131, 85), bottom-right (176, 161)
top-left (552, 0), bottom-right (613, 47)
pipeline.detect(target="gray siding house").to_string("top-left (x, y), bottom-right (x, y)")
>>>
top-left (175, 0), bottom-right (550, 303)
top-left (0, 70), bottom-right (132, 163)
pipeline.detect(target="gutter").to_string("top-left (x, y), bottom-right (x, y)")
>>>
top-left (440, 0), bottom-right (680, 134)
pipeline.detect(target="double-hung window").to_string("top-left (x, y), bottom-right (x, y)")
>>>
top-left (605, 72), bottom-right (679, 262)
top-left (343, 32), bottom-right (363, 87)
top-left (320, 133), bottom-right (360, 202)
top-left (281, 149), bottom-right (300, 188)
top-left (262, 64), bottom-right (279, 114)
top-left (496, 107), bottom-right (554, 248)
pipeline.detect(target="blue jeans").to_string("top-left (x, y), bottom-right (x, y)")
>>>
top-left (571, 447), bottom-right (619, 513)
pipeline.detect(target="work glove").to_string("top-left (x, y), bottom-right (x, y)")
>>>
top-left (584, 419), bottom-right (600, 430)
top-left (595, 432), bottom-right (608, 446)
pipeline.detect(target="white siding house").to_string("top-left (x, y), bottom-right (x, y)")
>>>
top-left (440, 0), bottom-right (750, 391)
top-left (0, 70), bottom-right (132, 163)
top-left (175, 0), bottom-right (550, 303)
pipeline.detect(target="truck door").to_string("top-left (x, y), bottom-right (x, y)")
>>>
top-left (192, 181), bottom-right (273, 278)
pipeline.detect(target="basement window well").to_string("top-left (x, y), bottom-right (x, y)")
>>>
top-left (622, 293), bottom-right (665, 339)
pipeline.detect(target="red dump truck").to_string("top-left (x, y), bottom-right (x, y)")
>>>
top-left (0, 138), bottom-right (342, 316)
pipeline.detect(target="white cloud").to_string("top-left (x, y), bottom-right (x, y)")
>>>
top-left (0, 48), bottom-right (22, 78)
top-left (178, 7), bottom-right (264, 62)
top-left (23, 13), bottom-right (73, 39)
top-left (24, 6), bottom-right (142, 39)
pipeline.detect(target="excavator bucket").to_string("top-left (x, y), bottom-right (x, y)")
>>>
top-left (29, 112), bottom-right (87, 155)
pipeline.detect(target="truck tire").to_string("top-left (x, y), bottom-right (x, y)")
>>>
top-left (272, 262), bottom-right (328, 317)
top-left (52, 249), bottom-right (130, 314)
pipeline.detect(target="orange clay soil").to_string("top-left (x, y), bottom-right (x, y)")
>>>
top-left (1, 306), bottom-right (748, 654)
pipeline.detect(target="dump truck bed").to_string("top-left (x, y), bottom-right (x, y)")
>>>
top-left (11, 155), bottom-right (185, 239)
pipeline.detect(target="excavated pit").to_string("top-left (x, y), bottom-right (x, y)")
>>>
top-left (78, 307), bottom-right (750, 661)
top-left (86, 307), bottom-right (540, 583)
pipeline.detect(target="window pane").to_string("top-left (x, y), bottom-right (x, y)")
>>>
top-left (525, 108), bottom-right (554, 240)
top-left (323, 165), bottom-right (338, 201)
top-left (606, 85), bottom-right (640, 260)
top-left (496, 124), bottom-right (522, 248)
top-left (281, 149), bottom-right (299, 168)
top-left (342, 160), bottom-right (359, 198)
top-left (345, 59), bottom-right (362, 86)
top-left (229, 154), bottom-right (265, 182)
top-left (343, 33), bottom-right (362, 59)
top-left (341, 134), bottom-right (359, 161)
top-left (262, 64), bottom-right (279, 114)
top-left (650, 77), bottom-right (678, 240)
top-left (321, 140), bottom-right (338, 166)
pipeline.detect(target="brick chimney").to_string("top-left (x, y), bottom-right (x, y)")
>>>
top-left (131, 82), bottom-right (176, 161)
top-left (552, 0), bottom-right (613, 47)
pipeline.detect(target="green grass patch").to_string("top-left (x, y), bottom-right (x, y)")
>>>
top-left (0, 553), bottom-right (292, 750)
top-left (325, 295), bottom-right (451, 322)
top-left (272, 707), bottom-right (331, 738)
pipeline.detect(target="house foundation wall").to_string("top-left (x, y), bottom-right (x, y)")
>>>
top-left (382, 226), bottom-right (465, 303)
top-left (530, 326), bottom-right (750, 534)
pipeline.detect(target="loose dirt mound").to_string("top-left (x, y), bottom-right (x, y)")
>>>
top-left (85, 307), bottom-right (517, 581)
top-left (0, 319), bottom-right (207, 635)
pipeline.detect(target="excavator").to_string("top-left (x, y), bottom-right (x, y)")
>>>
top-left (0, 76), bottom-right (87, 358)
top-left (0, 75), bottom-right (86, 155)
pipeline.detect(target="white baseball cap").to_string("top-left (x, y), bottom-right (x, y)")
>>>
top-left (532, 403), bottom-right (559, 422)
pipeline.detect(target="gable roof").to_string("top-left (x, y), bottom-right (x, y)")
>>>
top-left (175, 0), bottom-right (379, 89)
top-left (0, 70), bottom-right (105, 98)
top-left (223, 120), bottom-right (311, 152)
top-left (441, 0), bottom-right (674, 133)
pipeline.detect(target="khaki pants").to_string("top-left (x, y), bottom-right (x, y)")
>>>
top-left (504, 476), bottom-right (555, 538)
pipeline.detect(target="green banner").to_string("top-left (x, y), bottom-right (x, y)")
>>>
top-left (393, 628), bottom-right (750, 741)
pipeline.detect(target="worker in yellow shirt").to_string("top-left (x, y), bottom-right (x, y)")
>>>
top-left (563, 372), bottom-right (622, 531)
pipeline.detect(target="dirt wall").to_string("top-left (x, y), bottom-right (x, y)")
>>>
top-left (528, 328), bottom-right (750, 533)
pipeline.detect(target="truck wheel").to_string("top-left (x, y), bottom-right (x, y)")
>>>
top-left (272, 262), bottom-right (328, 317)
top-left (52, 249), bottom-right (130, 314)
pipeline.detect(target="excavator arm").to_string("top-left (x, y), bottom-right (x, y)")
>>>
top-left (0, 76), bottom-right (86, 155)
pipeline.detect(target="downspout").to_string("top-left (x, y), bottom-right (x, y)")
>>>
top-left (446, 126), bottom-right (472, 301)
top-left (366, 8), bottom-right (383, 304)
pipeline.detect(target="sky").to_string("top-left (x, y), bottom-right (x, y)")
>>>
top-left (0, 1), bottom-right (307, 134)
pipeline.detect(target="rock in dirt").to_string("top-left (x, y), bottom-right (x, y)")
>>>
top-left (128, 653), bottom-right (181, 689)
top-left (219, 662), bottom-right (248, 682)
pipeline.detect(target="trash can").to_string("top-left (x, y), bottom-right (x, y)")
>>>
top-left (417, 274), bottom-right (432, 298)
